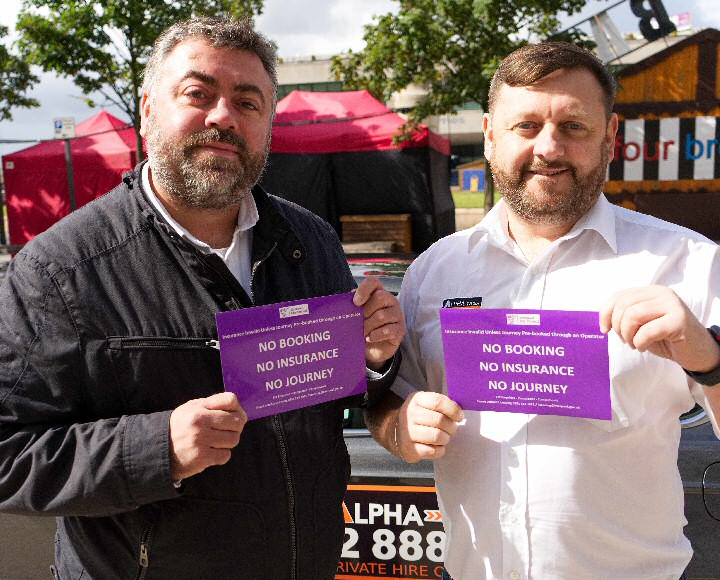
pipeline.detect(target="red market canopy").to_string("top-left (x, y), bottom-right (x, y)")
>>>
top-left (3, 111), bottom-right (140, 245)
top-left (271, 89), bottom-right (451, 155)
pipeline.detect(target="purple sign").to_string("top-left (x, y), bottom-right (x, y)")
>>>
top-left (440, 309), bottom-right (610, 419)
top-left (216, 292), bottom-right (367, 419)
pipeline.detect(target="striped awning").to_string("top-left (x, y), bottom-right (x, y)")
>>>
top-left (608, 117), bottom-right (720, 182)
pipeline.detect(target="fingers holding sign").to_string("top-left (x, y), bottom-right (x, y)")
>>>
top-left (353, 276), bottom-right (406, 371)
top-left (600, 285), bottom-right (719, 373)
top-left (396, 391), bottom-right (464, 463)
top-left (169, 392), bottom-right (248, 481)
top-left (600, 285), bottom-right (689, 355)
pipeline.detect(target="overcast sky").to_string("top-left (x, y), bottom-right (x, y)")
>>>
top-left (1, 0), bottom-right (719, 156)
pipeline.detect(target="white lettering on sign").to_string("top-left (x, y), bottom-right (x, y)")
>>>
top-left (510, 382), bottom-right (568, 394)
top-left (501, 362), bottom-right (575, 376)
top-left (352, 503), bottom-right (425, 527)
top-left (504, 344), bottom-right (565, 356)
top-left (278, 330), bottom-right (330, 348)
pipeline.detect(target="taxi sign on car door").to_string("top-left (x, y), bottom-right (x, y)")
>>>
top-left (337, 485), bottom-right (446, 579)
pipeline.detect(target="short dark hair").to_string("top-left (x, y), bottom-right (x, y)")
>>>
top-left (488, 41), bottom-right (617, 120)
top-left (143, 17), bottom-right (278, 110)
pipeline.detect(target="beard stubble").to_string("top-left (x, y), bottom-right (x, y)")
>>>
top-left (490, 145), bottom-right (609, 226)
top-left (145, 117), bottom-right (270, 211)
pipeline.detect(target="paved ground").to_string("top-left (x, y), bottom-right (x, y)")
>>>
top-left (0, 515), bottom-right (55, 579)
top-left (0, 252), bottom-right (56, 580)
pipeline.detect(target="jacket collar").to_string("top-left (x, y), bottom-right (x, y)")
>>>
top-left (127, 162), bottom-right (306, 267)
top-left (250, 185), bottom-right (306, 266)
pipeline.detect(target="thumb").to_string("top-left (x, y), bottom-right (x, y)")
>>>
top-left (204, 391), bottom-right (240, 411)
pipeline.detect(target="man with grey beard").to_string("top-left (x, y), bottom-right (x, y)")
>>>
top-left (366, 42), bottom-right (720, 579)
top-left (0, 17), bottom-right (405, 579)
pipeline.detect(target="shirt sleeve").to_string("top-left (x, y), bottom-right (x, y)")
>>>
top-left (364, 351), bottom-right (402, 408)
top-left (391, 260), bottom-right (428, 400)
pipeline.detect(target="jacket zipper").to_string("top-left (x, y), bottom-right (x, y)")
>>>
top-left (110, 337), bottom-right (219, 350)
top-left (250, 242), bottom-right (278, 303)
top-left (252, 241), bottom-right (299, 578)
top-left (136, 523), bottom-right (153, 580)
top-left (272, 415), bottom-right (298, 580)
top-left (193, 248), bottom-right (247, 310)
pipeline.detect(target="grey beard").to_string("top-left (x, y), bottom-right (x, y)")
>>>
top-left (146, 123), bottom-right (269, 210)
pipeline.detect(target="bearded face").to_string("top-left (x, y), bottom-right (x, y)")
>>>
top-left (140, 40), bottom-right (276, 212)
top-left (144, 115), bottom-right (270, 211)
top-left (489, 144), bottom-right (609, 226)
top-left (483, 69), bottom-right (617, 228)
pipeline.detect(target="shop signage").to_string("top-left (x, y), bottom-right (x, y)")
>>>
top-left (337, 485), bottom-right (446, 580)
top-left (608, 116), bottom-right (720, 182)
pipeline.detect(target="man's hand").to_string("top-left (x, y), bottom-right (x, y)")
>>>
top-left (353, 276), bottom-right (406, 371)
top-left (600, 285), bottom-right (720, 373)
top-left (169, 392), bottom-right (248, 481)
top-left (395, 392), bottom-right (464, 463)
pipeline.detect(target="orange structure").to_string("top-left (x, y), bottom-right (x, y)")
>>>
top-left (606, 28), bottom-right (720, 240)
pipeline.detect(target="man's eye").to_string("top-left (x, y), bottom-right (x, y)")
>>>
top-left (240, 101), bottom-right (259, 111)
top-left (514, 122), bottom-right (537, 131)
top-left (566, 122), bottom-right (584, 131)
top-left (186, 89), bottom-right (207, 100)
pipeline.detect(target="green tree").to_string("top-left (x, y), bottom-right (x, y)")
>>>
top-left (333, 0), bottom-right (595, 123)
top-left (331, 0), bottom-right (596, 210)
top-left (0, 25), bottom-right (38, 122)
top-left (16, 0), bottom-right (264, 161)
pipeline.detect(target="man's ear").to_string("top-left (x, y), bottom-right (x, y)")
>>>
top-left (605, 113), bottom-right (619, 161)
top-left (139, 92), bottom-right (151, 137)
top-left (482, 113), bottom-right (493, 160)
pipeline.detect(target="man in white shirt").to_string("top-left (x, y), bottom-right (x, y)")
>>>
top-left (366, 42), bottom-right (720, 579)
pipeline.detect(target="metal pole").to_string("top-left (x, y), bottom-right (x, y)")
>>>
top-left (0, 169), bottom-right (7, 245)
top-left (64, 138), bottom-right (77, 212)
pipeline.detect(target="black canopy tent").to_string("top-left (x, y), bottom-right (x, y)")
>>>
top-left (260, 90), bottom-right (454, 252)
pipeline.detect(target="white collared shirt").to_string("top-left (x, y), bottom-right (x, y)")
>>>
top-left (141, 163), bottom-right (259, 298)
top-left (392, 196), bottom-right (720, 579)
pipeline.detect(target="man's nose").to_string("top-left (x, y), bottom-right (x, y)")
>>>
top-left (205, 97), bottom-right (236, 130)
top-left (533, 125), bottom-right (564, 160)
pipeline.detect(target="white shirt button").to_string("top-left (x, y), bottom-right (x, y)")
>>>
top-left (509, 513), bottom-right (519, 524)
top-left (508, 448), bottom-right (517, 458)
top-left (509, 571), bottom-right (521, 580)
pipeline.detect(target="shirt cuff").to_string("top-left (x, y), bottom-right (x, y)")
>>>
top-left (363, 351), bottom-right (402, 408)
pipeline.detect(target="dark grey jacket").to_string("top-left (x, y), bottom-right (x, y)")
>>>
top-left (0, 166), bottom-right (394, 579)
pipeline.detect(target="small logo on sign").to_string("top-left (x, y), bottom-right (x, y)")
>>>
top-left (442, 296), bottom-right (483, 309)
top-left (279, 304), bottom-right (310, 319)
top-left (506, 313), bottom-right (541, 326)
